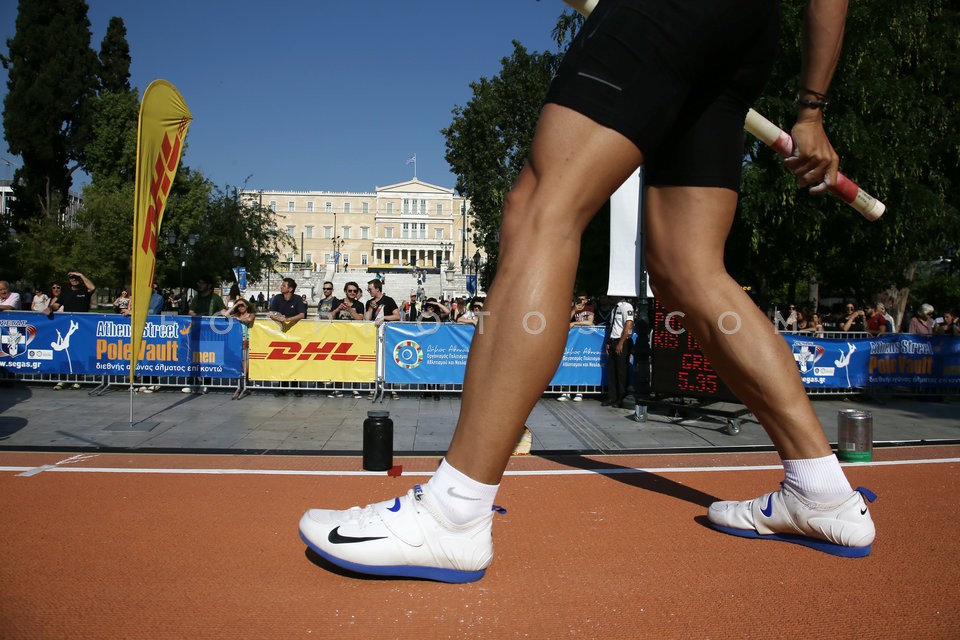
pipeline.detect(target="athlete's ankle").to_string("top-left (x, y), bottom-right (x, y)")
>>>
top-left (782, 454), bottom-right (853, 503)
top-left (424, 459), bottom-right (500, 525)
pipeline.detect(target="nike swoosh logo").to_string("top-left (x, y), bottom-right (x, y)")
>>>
top-left (860, 507), bottom-right (868, 515)
top-left (327, 526), bottom-right (387, 545)
top-left (760, 494), bottom-right (774, 518)
top-left (387, 498), bottom-right (401, 512)
top-left (447, 487), bottom-right (481, 501)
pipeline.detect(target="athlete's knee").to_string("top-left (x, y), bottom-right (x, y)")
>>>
top-left (647, 251), bottom-right (728, 308)
top-left (500, 182), bottom-right (582, 248)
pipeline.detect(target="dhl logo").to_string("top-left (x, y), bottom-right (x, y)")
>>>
top-left (140, 118), bottom-right (189, 256)
top-left (250, 341), bottom-right (377, 362)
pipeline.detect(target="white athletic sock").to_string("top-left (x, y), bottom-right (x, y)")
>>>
top-left (424, 459), bottom-right (500, 526)
top-left (783, 454), bottom-right (853, 503)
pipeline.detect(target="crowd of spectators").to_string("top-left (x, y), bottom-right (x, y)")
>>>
top-left (776, 300), bottom-right (959, 336)
top-left (4, 269), bottom-right (957, 343)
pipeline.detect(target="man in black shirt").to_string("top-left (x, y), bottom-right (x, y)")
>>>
top-left (50, 271), bottom-right (95, 313)
top-left (363, 278), bottom-right (400, 326)
top-left (334, 281), bottom-right (364, 320)
top-left (268, 277), bottom-right (307, 329)
top-left (316, 281), bottom-right (339, 319)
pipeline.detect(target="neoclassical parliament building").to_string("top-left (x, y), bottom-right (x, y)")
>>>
top-left (241, 178), bottom-right (480, 275)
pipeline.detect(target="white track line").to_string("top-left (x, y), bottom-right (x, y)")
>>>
top-left (2, 457), bottom-right (958, 477)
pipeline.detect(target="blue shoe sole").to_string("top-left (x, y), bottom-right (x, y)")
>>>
top-left (708, 523), bottom-right (872, 558)
top-left (299, 530), bottom-right (487, 583)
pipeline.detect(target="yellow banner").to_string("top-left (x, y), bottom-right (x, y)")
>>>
top-left (248, 321), bottom-right (377, 382)
top-left (130, 80), bottom-right (192, 382)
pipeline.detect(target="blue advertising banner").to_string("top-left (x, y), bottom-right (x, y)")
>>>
top-left (784, 333), bottom-right (960, 389)
top-left (0, 312), bottom-right (243, 378)
top-left (383, 323), bottom-right (606, 385)
top-left (549, 326), bottom-right (606, 386)
top-left (385, 322), bottom-right (473, 384)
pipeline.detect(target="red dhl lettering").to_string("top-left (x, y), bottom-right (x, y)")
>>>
top-left (265, 341), bottom-right (359, 361)
top-left (140, 125), bottom-right (186, 255)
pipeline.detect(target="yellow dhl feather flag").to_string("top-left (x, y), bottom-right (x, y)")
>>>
top-left (130, 80), bottom-right (192, 382)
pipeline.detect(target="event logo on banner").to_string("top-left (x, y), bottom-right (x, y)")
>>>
top-left (393, 339), bottom-right (425, 369)
top-left (383, 323), bottom-right (606, 385)
top-left (248, 320), bottom-right (376, 382)
top-left (130, 80), bottom-right (192, 382)
top-left (783, 333), bottom-right (960, 389)
top-left (0, 313), bottom-right (242, 378)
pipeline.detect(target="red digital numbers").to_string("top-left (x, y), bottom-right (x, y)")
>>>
top-left (651, 299), bottom-right (736, 401)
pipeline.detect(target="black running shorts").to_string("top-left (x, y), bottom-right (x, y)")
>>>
top-left (545, 0), bottom-right (781, 190)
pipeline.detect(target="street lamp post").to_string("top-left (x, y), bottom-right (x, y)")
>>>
top-left (166, 230), bottom-right (198, 295)
top-left (438, 241), bottom-right (453, 299)
top-left (438, 241), bottom-right (453, 268)
top-left (460, 201), bottom-right (468, 276)
top-left (266, 253), bottom-right (276, 301)
top-left (332, 236), bottom-right (345, 273)
top-left (473, 251), bottom-right (483, 296)
top-left (233, 246), bottom-right (246, 292)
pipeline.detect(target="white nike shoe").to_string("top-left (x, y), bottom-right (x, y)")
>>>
top-left (707, 484), bottom-right (877, 558)
top-left (299, 485), bottom-right (498, 583)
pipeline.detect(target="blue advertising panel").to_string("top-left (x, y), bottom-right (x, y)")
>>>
top-left (385, 322), bottom-right (472, 384)
top-left (549, 326), bottom-right (606, 386)
top-left (384, 323), bottom-right (606, 385)
top-left (0, 312), bottom-right (243, 378)
top-left (783, 333), bottom-right (960, 389)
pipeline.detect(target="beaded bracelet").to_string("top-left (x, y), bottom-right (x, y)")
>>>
top-left (797, 96), bottom-right (829, 109)
top-left (798, 85), bottom-right (828, 109)
top-left (799, 85), bottom-right (828, 100)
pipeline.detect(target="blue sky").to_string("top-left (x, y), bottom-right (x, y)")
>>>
top-left (0, 0), bottom-right (567, 193)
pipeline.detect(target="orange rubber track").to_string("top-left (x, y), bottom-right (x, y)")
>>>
top-left (2, 447), bottom-right (958, 639)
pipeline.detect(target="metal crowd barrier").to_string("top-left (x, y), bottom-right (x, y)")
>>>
top-left (2, 318), bottom-right (955, 402)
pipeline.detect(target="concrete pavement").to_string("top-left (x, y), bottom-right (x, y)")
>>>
top-left (0, 382), bottom-right (957, 455)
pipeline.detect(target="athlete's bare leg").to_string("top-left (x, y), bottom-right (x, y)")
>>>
top-left (445, 103), bottom-right (643, 484)
top-left (643, 186), bottom-right (832, 460)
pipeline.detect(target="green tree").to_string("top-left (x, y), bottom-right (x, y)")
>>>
top-left (730, 0), bottom-right (960, 317)
top-left (72, 182), bottom-right (135, 291)
top-left (13, 214), bottom-right (85, 291)
top-left (550, 8), bottom-right (583, 50)
top-left (4, 8), bottom-right (136, 292)
top-left (442, 42), bottom-right (561, 288)
top-left (156, 171), bottom-right (293, 292)
top-left (1, 0), bottom-right (98, 225)
top-left (82, 16), bottom-right (137, 188)
top-left (97, 17), bottom-right (131, 94)
top-left (82, 89), bottom-right (138, 189)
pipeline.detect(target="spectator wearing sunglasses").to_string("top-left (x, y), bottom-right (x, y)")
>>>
top-left (334, 282), bottom-right (364, 320)
top-left (570, 294), bottom-right (595, 327)
top-left (31, 286), bottom-right (50, 312)
top-left (49, 271), bottom-right (95, 313)
top-left (417, 297), bottom-right (450, 324)
top-left (456, 299), bottom-right (485, 326)
top-left (225, 298), bottom-right (256, 399)
top-left (317, 281), bottom-right (339, 319)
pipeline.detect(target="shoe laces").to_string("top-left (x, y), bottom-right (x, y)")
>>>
top-left (349, 486), bottom-right (422, 528)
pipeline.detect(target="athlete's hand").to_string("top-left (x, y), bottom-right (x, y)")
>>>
top-left (785, 115), bottom-right (839, 196)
